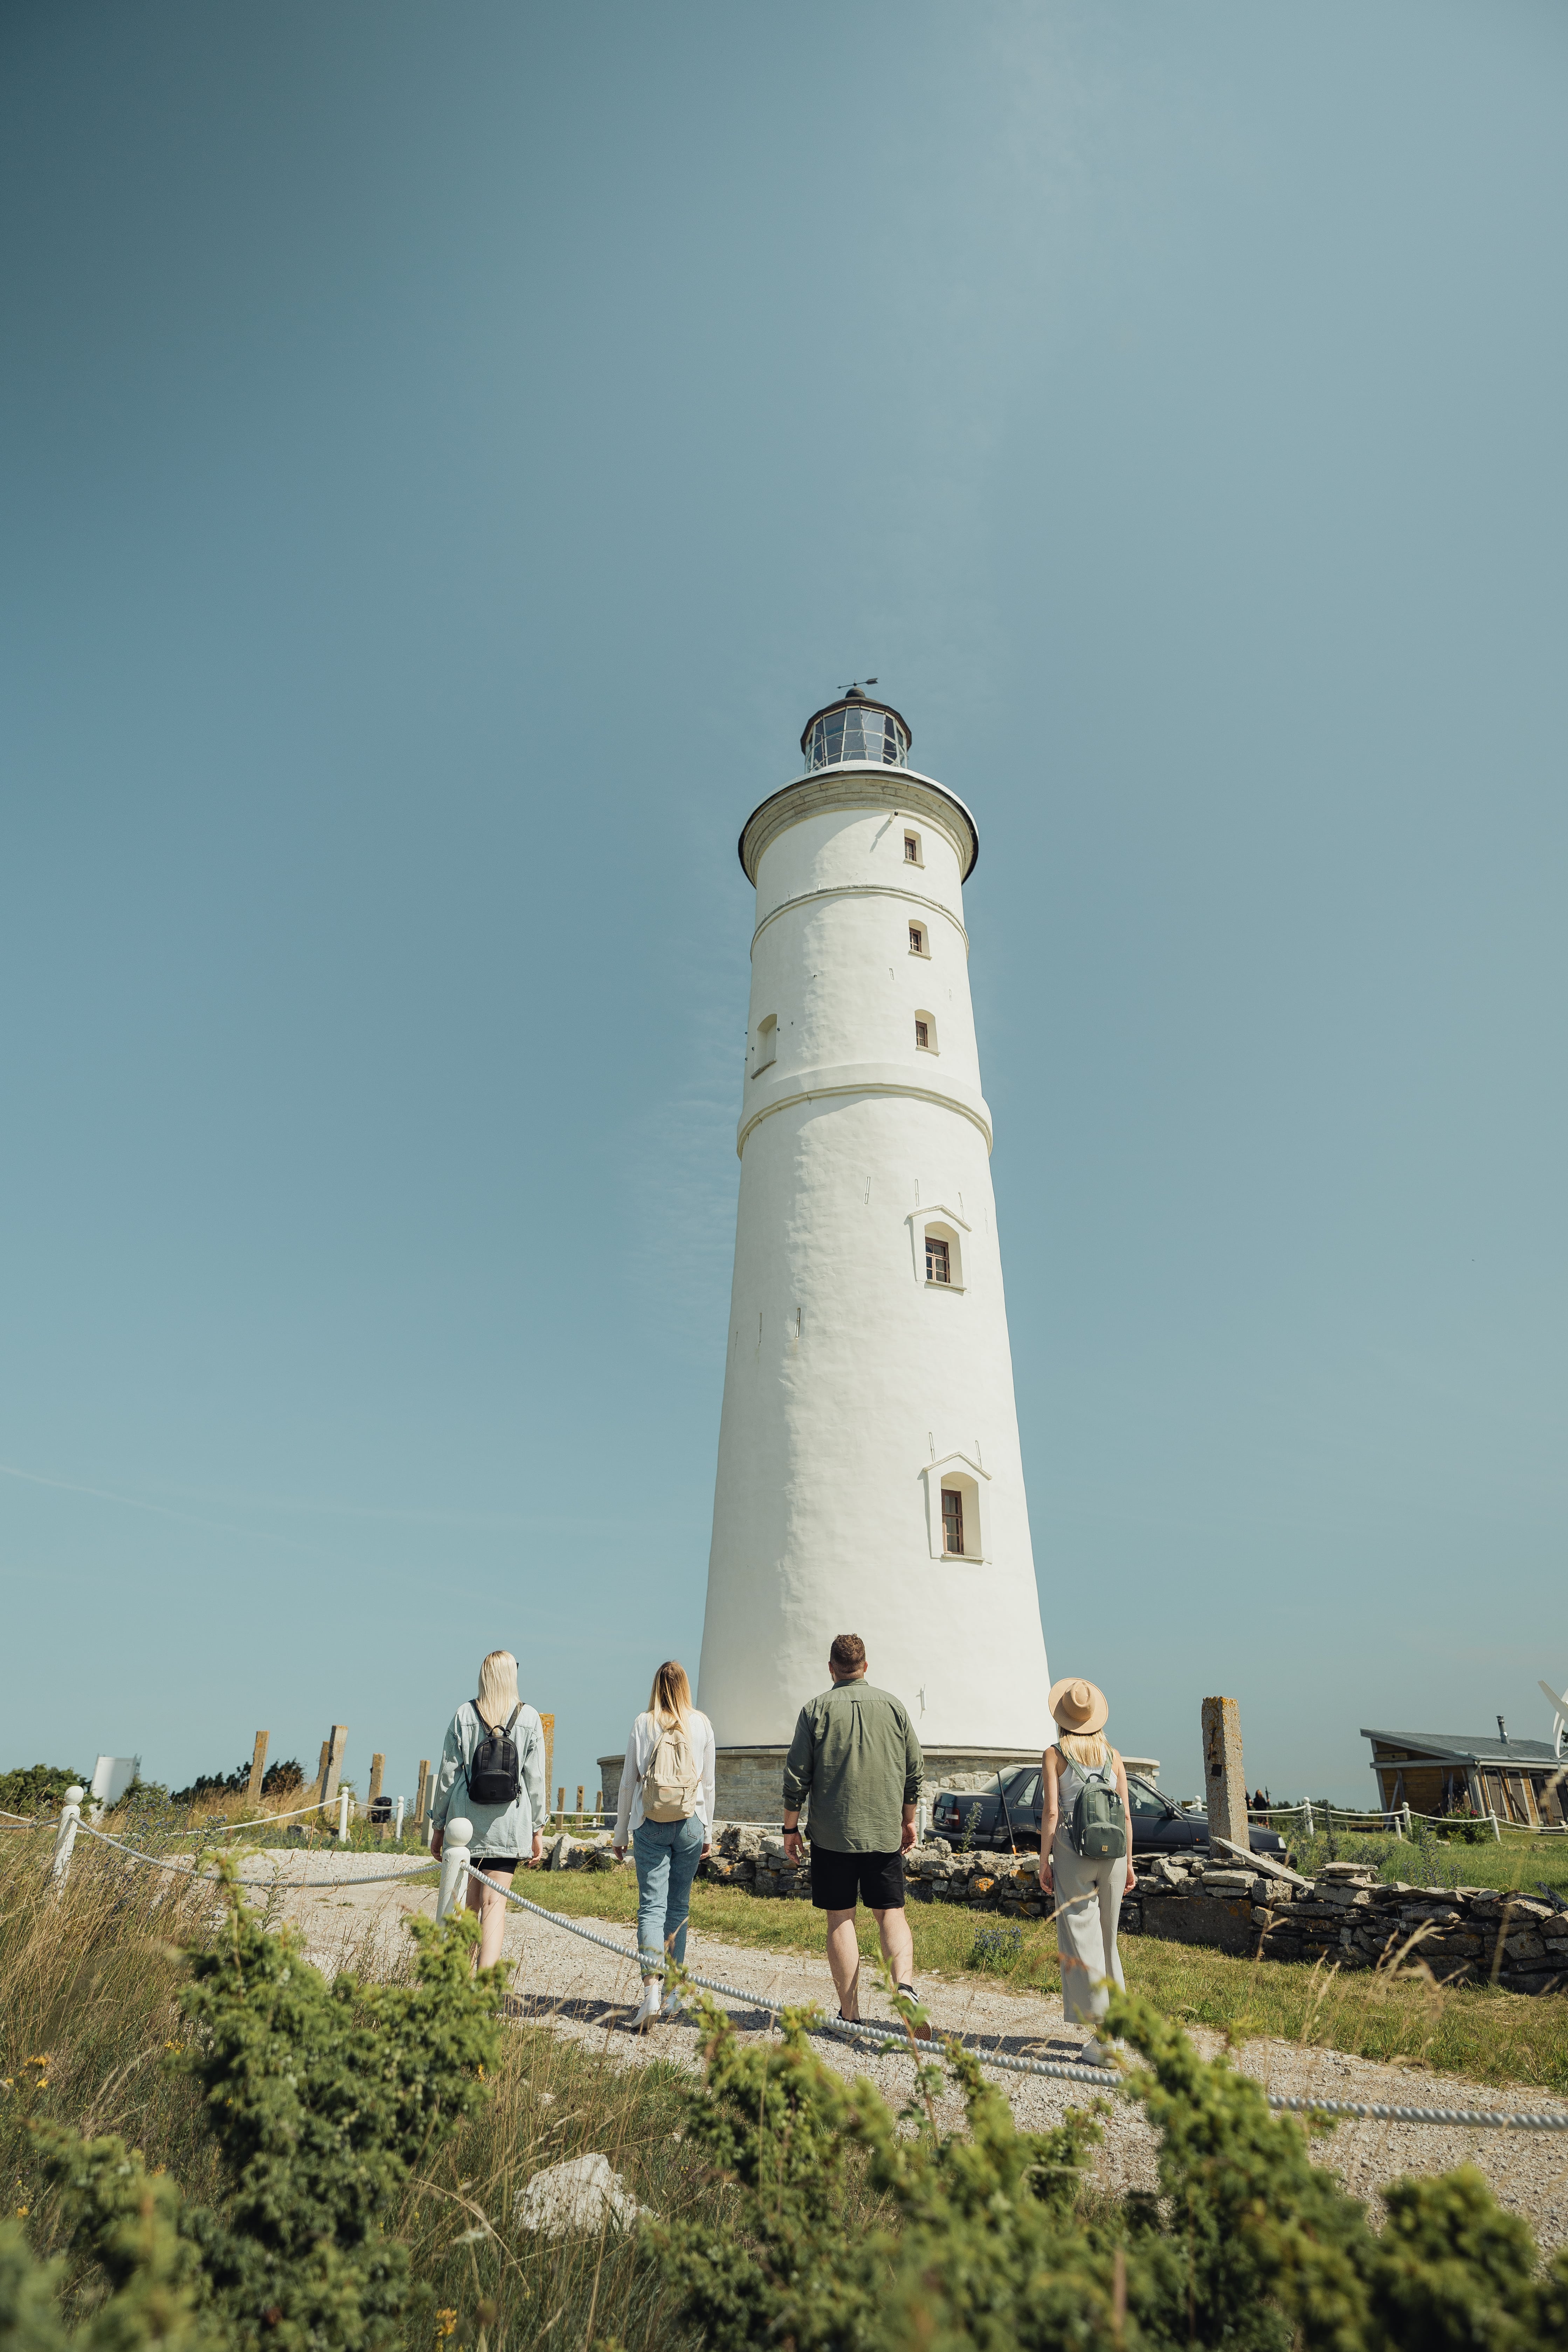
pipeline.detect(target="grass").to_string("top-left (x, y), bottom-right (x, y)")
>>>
top-left (516, 1868), bottom-right (1568, 2097)
top-left (0, 1826), bottom-right (890, 2352)
top-left (1289, 1822), bottom-right (1568, 1896)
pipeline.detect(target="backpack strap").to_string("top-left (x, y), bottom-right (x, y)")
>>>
top-left (505, 1705), bottom-right (520, 1734)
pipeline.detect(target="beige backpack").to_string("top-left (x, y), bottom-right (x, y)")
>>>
top-left (640, 1714), bottom-right (702, 1822)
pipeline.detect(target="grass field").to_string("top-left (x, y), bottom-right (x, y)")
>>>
top-left (517, 1868), bottom-right (1568, 2096)
top-left (1289, 1823), bottom-right (1568, 1896)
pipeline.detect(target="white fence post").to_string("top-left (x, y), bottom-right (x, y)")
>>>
top-left (338, 1787), bottom-right (350, 1843)
top-left (1401, 1803), bottom-right (1413, 1839)
top-left (1303, 1800), bottom-right (1314, 1839)
top-left (394, 1796), bottom-right (405, 1842)
top-left (437, 1816), bottom-right (472, 1922)
top-left (51, 1785), bottom-right (85, 1886)
top-left (1491, 1811), bottom-right (1502, 1843)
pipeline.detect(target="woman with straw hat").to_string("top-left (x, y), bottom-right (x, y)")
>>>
top-left (1038, 1676), bottom-right (1136, 2066)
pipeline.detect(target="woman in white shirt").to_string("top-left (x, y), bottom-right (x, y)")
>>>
top-left (612, 1660), bottom-right (716, 2030)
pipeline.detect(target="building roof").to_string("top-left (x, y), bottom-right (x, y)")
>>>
top-left (1361, 1727), bottom-right (1563, 1769)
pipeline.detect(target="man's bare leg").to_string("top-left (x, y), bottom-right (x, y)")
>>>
top-left (871, 1904), bottom-right (914, 1988)
top-left (825, 1909), bottom-right (862, 2017)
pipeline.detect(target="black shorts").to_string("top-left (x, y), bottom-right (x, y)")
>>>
top-left (809, 1843), bottom-right (905, 1912)
top-left (476, 1856), bottom-right (517, 1874)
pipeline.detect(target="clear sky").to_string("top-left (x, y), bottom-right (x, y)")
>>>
top-left (3, 4), bottom-right (1564, 1810)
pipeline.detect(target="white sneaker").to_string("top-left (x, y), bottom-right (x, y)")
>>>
top-left (662, 1983), bottom-right (685, 2016)
top-left (631, 1979), bottom-right (662, 2031)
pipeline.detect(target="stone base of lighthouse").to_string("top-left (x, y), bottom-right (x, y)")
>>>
top-left (598, 1744), bottom-right (1043, 1828)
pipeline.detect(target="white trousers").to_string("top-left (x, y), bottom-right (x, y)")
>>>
top-left (1051, 1832), bottom-right (1128, 2025)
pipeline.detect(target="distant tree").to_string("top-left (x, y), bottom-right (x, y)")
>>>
top-left (0, 1765), bottom-right (85, 1818)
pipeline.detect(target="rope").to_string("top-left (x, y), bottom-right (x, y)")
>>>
top-left (460, 1861), bottom-right (1568, 2130)
top-left (73, 1821), bottom-right (436, 1890)
top-left (3, 1795), bottom-right (351, 1835)
top-left (46, 1828), bottom-right (1568, 2130)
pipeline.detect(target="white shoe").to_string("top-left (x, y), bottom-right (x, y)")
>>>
top-left (1078, 2041), bottom-right (1117, 2069)
top-left (662, 1983), bottom-right (685, 2016)
top-left (631, 1980), bottom-right (662, 2031)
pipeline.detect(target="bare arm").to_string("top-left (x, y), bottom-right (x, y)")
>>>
top-left (1113, 1750), bottom-right (1137, 1889)
top-left (1038, 1747), bottom-right (1059, 1890)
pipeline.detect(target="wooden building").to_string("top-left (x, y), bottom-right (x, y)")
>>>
top-left (1362, 1726), bottom-right (1566, 1828)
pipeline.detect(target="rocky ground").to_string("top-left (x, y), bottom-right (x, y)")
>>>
top-left (236, 1848), bottom-right (1568, 2251)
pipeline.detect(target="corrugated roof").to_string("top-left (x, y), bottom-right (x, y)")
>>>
top-left (1361, 1727), bottom-right (1563, 1768)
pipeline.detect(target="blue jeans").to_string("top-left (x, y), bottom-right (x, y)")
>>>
top-left (632, 1813), bottom-right (704, 1979)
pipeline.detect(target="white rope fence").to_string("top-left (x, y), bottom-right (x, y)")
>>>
top-left (9, 1785), bottom-right (407, 1842)
top-left (31, 1799), bottom-right (1568, 2133)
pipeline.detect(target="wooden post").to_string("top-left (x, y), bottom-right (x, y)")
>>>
top-left (575, 1784), bottom-right (585, 1823)
top-left (322, 1726), bottom-right (348, 1814)
top-left (556, 1786), bottom-right (565, 1822)
top-left (368, 1752), bottom-right (385, 1837)
top-left (312, 1739), bottom-right (331, 1811)
top-left (537, 1712), bottom-right (555, 1813)
top-left (414, 1759), bottom-right (431, 1829)
top-left (246, 1732), bottom-right (270, 1809)
top-left (1200, 1697), bottom-right (1249, 1855)
top-left (594, 1788), bottom-right (603, 1820)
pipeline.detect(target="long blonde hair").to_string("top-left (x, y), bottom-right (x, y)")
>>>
top-left (648, 1660), bottom-right (693, 1731)
top-left (476, 1649), bottom-right (520, 1729)
top-left (1057, 1729), bottom-right (1116, 1772)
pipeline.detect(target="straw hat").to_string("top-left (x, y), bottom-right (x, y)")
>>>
top-left (1049, 1676), bottom-right (1108, 1735)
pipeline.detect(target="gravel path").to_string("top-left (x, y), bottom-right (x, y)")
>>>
top-left (247, 1851), bottom-right (1568, 2251)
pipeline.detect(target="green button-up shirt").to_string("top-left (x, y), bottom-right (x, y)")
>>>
top-left (781, 1678), bottom-right (923, 1855)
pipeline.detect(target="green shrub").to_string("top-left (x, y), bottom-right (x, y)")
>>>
top-left (654, 1980), bottom-right (1568, 2352)
top-left (0, 1767), bottom-right (84, 1819)
top-left (4, 1878), bottom-right (502, 2352)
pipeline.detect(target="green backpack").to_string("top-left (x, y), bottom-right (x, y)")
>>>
top-left (1063, 1751), bottom-right (1127, 1862)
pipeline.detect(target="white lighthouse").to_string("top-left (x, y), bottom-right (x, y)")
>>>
top-left (695, 690), bottom-right (1052, 1819)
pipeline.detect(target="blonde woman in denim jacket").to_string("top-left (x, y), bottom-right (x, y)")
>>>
top-left (430, 1649), bottom-right (547, 1972)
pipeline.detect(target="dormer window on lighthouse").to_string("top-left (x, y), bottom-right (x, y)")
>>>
top-left (801, 685), bottom-right (911, 772)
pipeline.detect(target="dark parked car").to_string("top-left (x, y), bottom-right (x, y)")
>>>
top-left (930, 1768), bottom-right (1289, 1861)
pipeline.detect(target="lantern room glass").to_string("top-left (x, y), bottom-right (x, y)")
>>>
top-left (804, 703), bottom-right (909, 771)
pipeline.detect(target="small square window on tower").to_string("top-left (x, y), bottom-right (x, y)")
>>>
top-left (903, 831), bottom-right (922, 865)
top-left (925, 1233), bottom-right (951, 1284)
top-left (909, 923), bottom-right (928, 956)
top-left (914, 1011), bottom-right (937, 1052)
top-left (753, 1014), bottom-right (777, 1076)
top-left (942, 1487), bottom-right (965, 1556)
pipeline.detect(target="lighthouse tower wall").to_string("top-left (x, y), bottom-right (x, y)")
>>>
top-left (689, 766), bottom-right (1052, 1809)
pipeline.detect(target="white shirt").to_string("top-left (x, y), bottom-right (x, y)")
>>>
top-left (613, 1709), bottom-right (716, 1844)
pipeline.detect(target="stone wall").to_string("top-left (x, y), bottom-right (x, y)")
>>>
top-left (600, 1746), bottom-right (1043, 1827)
top-left (693, 1833), bottom-right (1568, 1998)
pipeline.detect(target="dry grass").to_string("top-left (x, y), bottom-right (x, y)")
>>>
top-left (0, 1828), bottom-right (892, 2352)
top-left (520, 1868), bottom-right (1568, 2096)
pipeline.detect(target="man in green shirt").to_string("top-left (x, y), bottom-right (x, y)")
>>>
top-left (782, 1633), bottom-right (927, 2029)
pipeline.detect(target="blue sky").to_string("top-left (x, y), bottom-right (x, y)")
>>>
top-left (3, 3), bottom-right (1564, 1808)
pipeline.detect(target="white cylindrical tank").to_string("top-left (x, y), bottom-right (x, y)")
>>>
top-left (696, 692), bottom-right (1051, 1801)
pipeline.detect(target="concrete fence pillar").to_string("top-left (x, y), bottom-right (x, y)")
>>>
top-left (51, 1785), bottom-right (85, 1886)
top-left (337, 1787), bottom-right (351, 1843)
top-left (322, 1726), bottom-right (348, 1813)
top-left (1201, 1697), bottom-right (1249, 1854)
top-left (247, 1732), bottom-right (269, 1809)
top-left (437, 1816), bottom-right (472, 1922)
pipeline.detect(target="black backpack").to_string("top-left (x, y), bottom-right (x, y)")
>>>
top-left (466, 1704), bottom-right (522, 1805)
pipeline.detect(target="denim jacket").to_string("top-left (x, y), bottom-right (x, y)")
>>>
top-left (430, 1699), bottom-right (547, 1859)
